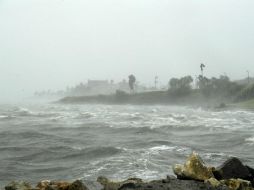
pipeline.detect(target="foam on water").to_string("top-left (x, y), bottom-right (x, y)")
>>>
top-left (0, 103), bottom-right (254, 186)
top-left (0, 115), bottom-right (9, 119)
top-left (245, 137), bottom-right (254, 145)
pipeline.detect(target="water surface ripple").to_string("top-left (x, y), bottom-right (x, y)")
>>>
top-left (0, 103), bottom-right (253, 185)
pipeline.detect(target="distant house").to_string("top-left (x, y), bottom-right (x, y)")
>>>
top-left (87, 80), bottom-right (109, 88)
top-left (235, 77), bottom-right (254, 85)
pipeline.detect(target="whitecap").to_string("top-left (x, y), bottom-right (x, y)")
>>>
top-left (0, 115), bottom-right (8, 119)
top-left (0, 115), bottom-right (14, 120)
top-left (14, 107), bottom-right (35, 116)
top-left (245, 137), bottom-right (254, 144)
top-left (72, 146), bottom-right (83, 150)
top-left (149, 145), bottom-right (175, 151)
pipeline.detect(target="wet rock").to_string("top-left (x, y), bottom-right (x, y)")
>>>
top-left (173, 152), bottom-right (214, 181)
top-left (82, 180), bottom-right (103, 190)
top-left (118, 176), bottom-right (229, 190)
top-left (97, 176), bottom-right (119, 190)
top-left (118, 178), bottom-right (143, 190)
top-left (5, 181), bottom-right (32, 190)
top-left (206, 178), bottom-right (254, 190)
top-left (246, 166), bottom-right (254, 177)
top-left (214, 158), bottom-right (252, 181)
top-left (97, 177), bottom-right (110, 187)
top-left (220, 179), bottom-right (253, 190)
top-left (37, 180), bottom-right (51, 190)
top-left (37, 181), bottom-right (70, 190)
top-left (206, 178), bottom-right (222, 188)
top-left (54, 181), bottom-right (70, 190)
top-left (68, 180), bottom-right (88, 190)
top-left (246, 166), bottom-right (254, 186)
top-left (97, 176), bottom-right (142, 190)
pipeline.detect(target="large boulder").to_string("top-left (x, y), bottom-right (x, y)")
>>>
top-left (173, 152), bottom-right (214, 181)
top-left (246, 166), bottom-right (254, 186)
top-left (214, 158), bottom-right (253, 181)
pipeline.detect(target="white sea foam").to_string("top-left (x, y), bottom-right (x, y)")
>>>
top-left (149, 145), bottom-right (175, 151)
top-left (0, 115), bottom-right (8, 119)
top-left (72, 146), bottom-right (83, 150)
top-left (1, 103), bottom-right (254, 185)
top-left (245, 137), bottom-right (254, 144)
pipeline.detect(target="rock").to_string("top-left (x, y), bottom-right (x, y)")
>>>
top-left (37, 181), bottom-right (70, 190)
top-left (246, 166), bottom-right (254, 177)
top-left (118, 176), bottom-right (229, 190)
top-left (53, 181), bottom-right (70, 190)
top-left (97, 176), bottom-right (143, 190)
top-left (173, 152), bottom-right (214, 181)
top-left (68, 180), bottom-right (88, 190)
top-left (214, 157), bottom-right (252, 181)
top-left (5, 181), bottom-right (32, 190)
top-left (97, 177), bottom-right (110, 187)
top-left (206, 178), bottom-right (222, 188)
top-left (97, 176), bottom-right (120, 190)
top-left (206, 178), bottom-right (254, 190)
top-left (220, 179), bottom-right (253, 190)
top-left (246, 165), bottom-right (254, 186)
top-left (37, 180), bottom-right (51, 190)
top-left (118, 178), bottom-right (143, 190)
top-left (82, 180), bottom-right (103, 190)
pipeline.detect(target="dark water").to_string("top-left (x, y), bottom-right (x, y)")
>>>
top-left (0, 102), bottom-right (254, 186)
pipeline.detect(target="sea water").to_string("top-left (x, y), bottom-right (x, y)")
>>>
top-left (0, 102), bottom-right (254, 186)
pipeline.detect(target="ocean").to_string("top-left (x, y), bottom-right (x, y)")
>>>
top-left (0, 101), bottom-right (254, 186)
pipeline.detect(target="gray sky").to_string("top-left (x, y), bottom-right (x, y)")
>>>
top-left (1, 0), bottom-right (254, 99)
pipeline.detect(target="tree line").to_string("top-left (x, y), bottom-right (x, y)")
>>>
top-left (168, 75), bottom-right (244, 100)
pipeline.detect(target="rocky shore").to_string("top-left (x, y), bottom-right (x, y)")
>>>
top-left (4, 152), bottom-right (254, 190)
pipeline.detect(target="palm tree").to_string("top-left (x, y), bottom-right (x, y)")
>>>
top-left (128, 74), bottom-right (136, 92)
top-left (200, 63), bottom-right (205, 76)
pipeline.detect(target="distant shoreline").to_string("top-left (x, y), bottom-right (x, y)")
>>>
top-left (57, 90), bottom-right (254, 111)
top-left (58, 90), bottom-right (226, 108)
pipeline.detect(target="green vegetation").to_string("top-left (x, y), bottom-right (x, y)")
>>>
top-left (234, 98), bottom-right (254, 109)
top-left (197, 75), bottom-right (243, 99)
top-left (59, 74), bottom-right (254, 109)
top-left (168, 76), bottom-right (193, 97)
top-left (236, 83), bottom-right (254, 101)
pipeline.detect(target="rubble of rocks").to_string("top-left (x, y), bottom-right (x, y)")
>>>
top-left (4, 152), bottom-right (254, 190)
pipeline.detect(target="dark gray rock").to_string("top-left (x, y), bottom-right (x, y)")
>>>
top-left (118, 177), bottom-right (229, 190)
top-left (246, 165), bottom-right (254, 186)
top-left (214, 157), bottom-right (252, 180)
top-left (68, 180), bottom-right (88, 190)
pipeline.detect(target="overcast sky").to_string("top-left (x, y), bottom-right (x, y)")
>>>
top-left (1, 0), bottom-right (254, 99)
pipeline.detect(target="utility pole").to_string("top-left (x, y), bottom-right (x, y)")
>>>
top-left (247, 70), bottom-right (250, 84)
top-left (154, 76), bottom-right (158, 89)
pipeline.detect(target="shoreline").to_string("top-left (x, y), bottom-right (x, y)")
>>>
top-left (57, 92), bottom-right (254, 111)
top-left (4, 153), bottom-right (254, 190)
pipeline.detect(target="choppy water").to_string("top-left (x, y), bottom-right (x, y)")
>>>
top-left (0, 102), bottom-right (254, 186)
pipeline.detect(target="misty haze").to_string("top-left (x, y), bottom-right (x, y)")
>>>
top-left (1, 0), bottom-right (254, 189)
